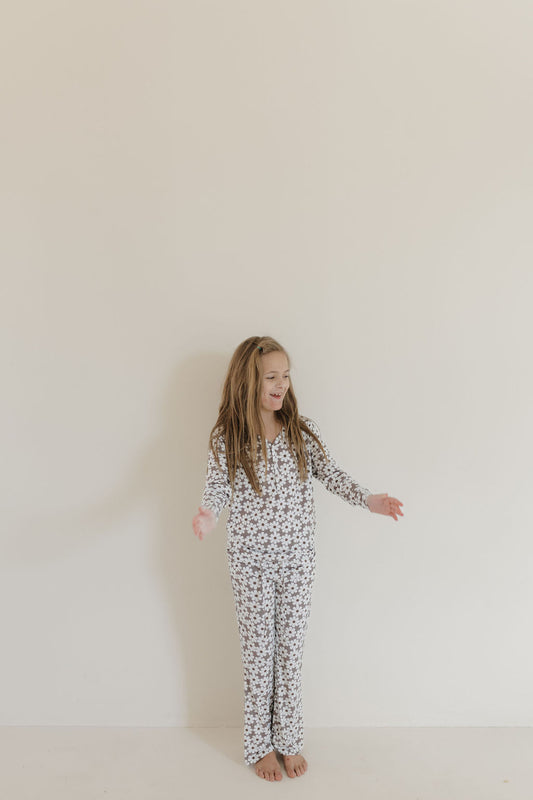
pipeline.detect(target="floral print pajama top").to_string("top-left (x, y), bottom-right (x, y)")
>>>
top-left (200, 415), bottom-right (371, 554)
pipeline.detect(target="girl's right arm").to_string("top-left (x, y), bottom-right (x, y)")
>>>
top-left (192, 432), bottom-right (232, 540)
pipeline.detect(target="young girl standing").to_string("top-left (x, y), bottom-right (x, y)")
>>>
top-left (192, 336), bottom-right (403, 782)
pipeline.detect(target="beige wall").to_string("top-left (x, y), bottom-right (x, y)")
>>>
top-left (1, 1), bottom-right (532, 726)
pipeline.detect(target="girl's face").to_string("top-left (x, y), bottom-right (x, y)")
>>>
top-left (259, 351), bottom-right (291, 415)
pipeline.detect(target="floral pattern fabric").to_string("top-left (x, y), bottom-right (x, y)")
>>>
top-left (201, 415), bottom-right (371, 555)
top-left (226, 540), bottom-right (316, 764)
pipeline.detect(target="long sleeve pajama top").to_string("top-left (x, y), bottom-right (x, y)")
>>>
top-left (200, 415), bottom-right (371, 554)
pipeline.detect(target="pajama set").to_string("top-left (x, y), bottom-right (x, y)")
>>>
top-left (200, 415), bottom-right (371, 765)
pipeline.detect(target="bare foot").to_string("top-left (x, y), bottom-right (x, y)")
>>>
top-left (282, 752), bottom-right (308, 777)
top-left (254, 750), bottom-right (283, 781)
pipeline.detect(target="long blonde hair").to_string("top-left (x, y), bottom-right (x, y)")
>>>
top-left (207, 335), bottom-right (328, 496)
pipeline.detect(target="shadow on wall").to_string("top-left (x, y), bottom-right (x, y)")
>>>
top-left (162, 351), bottom-right (244, 727)
top-left (8, 350), bottom-right (244, 728)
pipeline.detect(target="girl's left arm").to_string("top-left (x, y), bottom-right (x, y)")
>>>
top-left (303, 417), bottom-right (372, 511)
top-left (304, 417), bottom-right (404, 521)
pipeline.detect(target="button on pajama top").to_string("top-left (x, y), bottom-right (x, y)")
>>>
top-left (200, 415), bottom-right (371, 765)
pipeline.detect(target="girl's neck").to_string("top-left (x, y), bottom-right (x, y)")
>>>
top-left (260, 411), bottom-right (279, 429)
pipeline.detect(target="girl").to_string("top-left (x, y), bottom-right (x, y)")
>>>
top-left (192, 336), bottom-right (403, 782)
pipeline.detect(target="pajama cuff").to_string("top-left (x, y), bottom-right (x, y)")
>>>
top-left (200, 501), bottom-right (221, 523)
top-left (361, 488), bottom-right (372, 510)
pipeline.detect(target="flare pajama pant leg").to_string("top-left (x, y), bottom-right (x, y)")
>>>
top-left (226, 541), bottom-right (316, 766)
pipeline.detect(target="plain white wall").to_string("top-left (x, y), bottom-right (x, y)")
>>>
top-left (1, 1), bottom-right (532, 726)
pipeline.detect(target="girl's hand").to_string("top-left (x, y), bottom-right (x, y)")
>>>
top-left (366, 493), bottom-right (404, 521)
top-left (192, 506), bottom-right (216, 540)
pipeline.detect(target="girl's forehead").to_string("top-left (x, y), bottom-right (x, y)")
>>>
top-left (261, 352), bottom-right (290, 372)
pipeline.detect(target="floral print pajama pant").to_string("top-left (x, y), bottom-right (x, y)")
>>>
top-left (226, 539), bottom-right (316, 766)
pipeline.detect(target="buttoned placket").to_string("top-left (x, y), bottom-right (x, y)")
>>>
top-left (269, 438), bottom-right (279, 484)
top-left (260, 436), bottom-right (289, 579)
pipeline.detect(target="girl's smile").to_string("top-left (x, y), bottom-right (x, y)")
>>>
top-left (259, 351), bottom-right (291, 416)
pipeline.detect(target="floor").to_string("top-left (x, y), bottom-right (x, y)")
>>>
top-left (1, 726), bottom-right (531, 799)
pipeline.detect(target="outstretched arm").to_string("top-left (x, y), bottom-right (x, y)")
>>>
top-left (304, 417), bottom-right (373, 510)
top-left (304, 417), bottom-right (403, 522)
top-left (193, 432), bottom-right (231, 540)
top-left (304, 417), bottom-right (404, 521)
